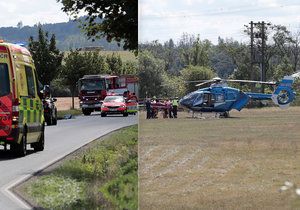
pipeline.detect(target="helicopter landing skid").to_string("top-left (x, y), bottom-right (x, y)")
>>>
top-left (189, 111), bottom-right (229, 119)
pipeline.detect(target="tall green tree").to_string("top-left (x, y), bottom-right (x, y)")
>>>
top-left (122, 61), bottom-right (137, 75)
top-left (60, 50), bottom-right (86, 108)
top-left (28, 27), bottom-right (63, 85)
top-left (273, 56), bottom-right (294, 81)
top-left (106, 53), bottom-right (123, 75)
top-left (58, 0), bottom-right (138, 51)
top-left (181, 65), bottom-right (215, 93)
top-left (161, 73), bottom-right (185, 98)
top-left (138, 51), bottom-right (164, 98)
top-left (191, 37), bottom-right (211, 67)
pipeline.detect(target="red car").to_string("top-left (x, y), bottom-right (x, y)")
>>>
top-left (101, 96), bottom-right (128, 117)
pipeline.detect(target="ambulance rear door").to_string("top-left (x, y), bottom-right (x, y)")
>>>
top-left (0, 45), bottom-right (13, 138)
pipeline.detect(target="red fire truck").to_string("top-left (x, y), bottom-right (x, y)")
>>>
top-left (78, 75), bottom-right (138, 115)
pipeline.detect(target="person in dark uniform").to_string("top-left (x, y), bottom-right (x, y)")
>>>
top-left (145, 98), bottom-right (151, 119)
top-left (166, 99), bottom-right (173, 118)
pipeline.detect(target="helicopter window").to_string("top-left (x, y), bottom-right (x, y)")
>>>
top-left (203, 94), bottom-right (209, 102)
top-left (215, 94), bottom-right (224, 102)
top-left (203, 93), bottom-right (214, 107)
top-left (183, 92), bottom-right (199, 101)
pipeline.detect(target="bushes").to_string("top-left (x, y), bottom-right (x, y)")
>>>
top-left (25, 126), bottom-right (138, 209)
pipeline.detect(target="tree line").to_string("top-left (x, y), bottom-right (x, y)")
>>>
top-left (0, 19), bottom-right (123, 51)
top-left (28, 27), bottom-right (137, 105)
top-left (138, 23), bottom-right (300, 100)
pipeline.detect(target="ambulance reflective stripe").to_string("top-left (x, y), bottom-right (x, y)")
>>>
top-left (19, 97), bottom-right (42, 124)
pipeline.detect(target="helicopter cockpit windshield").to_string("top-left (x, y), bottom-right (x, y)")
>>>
top-left (180, 91), bottom-right (203, 108)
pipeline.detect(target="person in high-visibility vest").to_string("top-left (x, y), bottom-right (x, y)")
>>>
top-left (172, 97), bottom-right (179, 118)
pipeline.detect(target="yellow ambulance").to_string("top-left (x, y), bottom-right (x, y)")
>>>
top-left (0, 41), bottom-right (45, 156)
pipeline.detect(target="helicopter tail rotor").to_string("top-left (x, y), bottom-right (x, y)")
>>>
top-left (271, 76), bottom-right (295, 109)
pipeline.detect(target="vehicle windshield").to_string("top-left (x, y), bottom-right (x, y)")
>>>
top-left (104, 96), bottom-right (125, 103)
top-left (80, 79), bottom-right (105, 91)
top-left (0, 63), bottom-right (10, 97)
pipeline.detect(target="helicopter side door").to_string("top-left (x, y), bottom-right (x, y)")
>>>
top-left (203, 93), bottom-right (215, 107)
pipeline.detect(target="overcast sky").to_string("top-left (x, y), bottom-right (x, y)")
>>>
top-left (139, 0), bottom-right (300, 44)
top-left (0, 0), bottom-right (69, 27)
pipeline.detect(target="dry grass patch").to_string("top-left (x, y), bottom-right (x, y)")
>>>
top-left (139, 107), bottom-right (300, 210)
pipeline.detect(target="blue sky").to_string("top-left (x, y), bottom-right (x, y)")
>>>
top-left (0, 0), bottom-right (69, 27)
top-left (139, 0), bottom-right (300, 44)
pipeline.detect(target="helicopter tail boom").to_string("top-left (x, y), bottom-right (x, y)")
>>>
top-left (271, 76), bottom-right (295, 109)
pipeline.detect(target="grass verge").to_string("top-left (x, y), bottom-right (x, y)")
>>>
top-left (20, 125), bottom-right (138, 209)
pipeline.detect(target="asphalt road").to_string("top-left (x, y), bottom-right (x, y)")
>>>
top-left (0, 113), bottom-right (137, 210)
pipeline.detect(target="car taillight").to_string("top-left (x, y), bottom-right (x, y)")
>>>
top-left (12, 98), bottom-right (19, 123)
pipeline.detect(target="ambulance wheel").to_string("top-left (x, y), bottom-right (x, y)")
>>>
top-left (101, 112), bottom-right (107, 117)
top-left (12, 132), bottom-right (27, 157)
top-left (123, 112), bottom-right (128, 117)
top-left (33, 130), bottom-right (45, 151)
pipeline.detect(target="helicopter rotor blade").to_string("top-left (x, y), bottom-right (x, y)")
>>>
top-left (226, 79), bottom-right (277, 85)
top-left (185, 80), bottom-right (210, 84)
top-left (195, 80), bottom-right (214, 87)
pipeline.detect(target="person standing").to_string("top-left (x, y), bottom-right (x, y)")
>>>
top-left (172, 97), bottom-right (179, 118)
top-left (166, 99), bottom-right (173, 118)
top-left (145, 98), bottom-right (151, 119)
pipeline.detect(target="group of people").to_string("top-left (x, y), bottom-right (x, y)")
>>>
top-left (145, 97), bottom-right (179, 119)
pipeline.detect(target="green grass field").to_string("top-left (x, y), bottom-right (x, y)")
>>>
top-left (139, 107), bottom-right (300, 210)
top-left (21, 126), bottom-right (138, 209)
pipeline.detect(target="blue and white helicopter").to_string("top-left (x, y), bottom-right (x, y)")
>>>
top-left (179, 75), bottom-right (297, 117)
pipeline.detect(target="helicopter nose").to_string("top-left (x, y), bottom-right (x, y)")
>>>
top-left (179, 97), bottom-right (191, 108)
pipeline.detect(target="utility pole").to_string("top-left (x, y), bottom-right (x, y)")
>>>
top-left (261, 21), bottom-right (266, 93)
top-left (250, 21), bottom-right (255, 91)
top-left (248, 21), bottom-right (268, 93)
top-left (250, 21), bottom-right (254, 79)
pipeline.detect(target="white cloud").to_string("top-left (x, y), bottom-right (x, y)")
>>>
top-left (257, 0), bottom-right (279, 7)
top-left (139, 0), bottom-right (300, 44)
top-left (0, 0), bottom-right (69, 27)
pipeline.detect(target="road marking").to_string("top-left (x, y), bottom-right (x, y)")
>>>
top-left (1, 175), bottom-right (32, 209)
top-left (1, 148), bottom-right (94, 209)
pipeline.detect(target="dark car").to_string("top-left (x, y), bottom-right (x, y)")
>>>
top-left (101, 96), bottom-right (128, 117)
